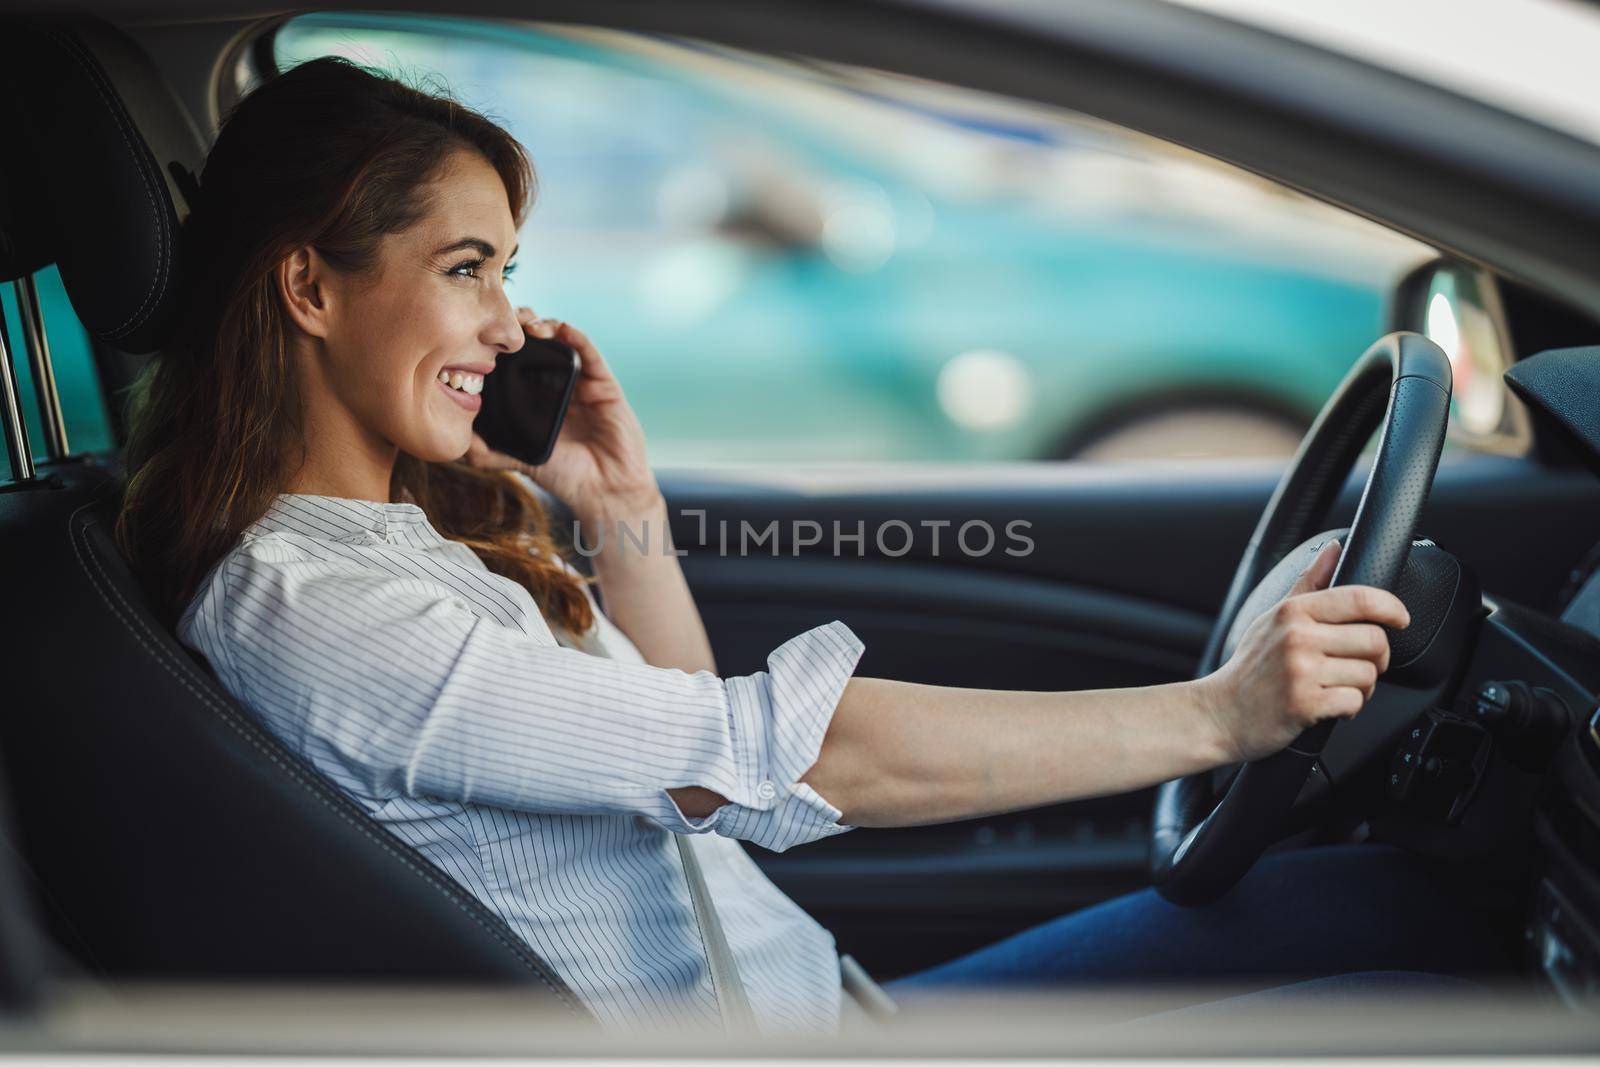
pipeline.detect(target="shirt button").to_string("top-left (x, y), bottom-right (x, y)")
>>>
top-left (755, 780), bottom-right (778, 801)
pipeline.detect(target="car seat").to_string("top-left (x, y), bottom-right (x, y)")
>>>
top-left (0, 14), bottom-right (588, 1018)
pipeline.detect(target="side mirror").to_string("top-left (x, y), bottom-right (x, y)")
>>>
top-left (1390, 259), bottom-right (1529, 453)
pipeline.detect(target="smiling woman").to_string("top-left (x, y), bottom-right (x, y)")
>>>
top-left (114, 55), bottom-right (597, 641)
top-left (275, 149), bottom-right (524, 487)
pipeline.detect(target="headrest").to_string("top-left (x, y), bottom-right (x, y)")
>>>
top-left (0, 55), bottom-right (51, 283)
top-left (0, 17), bottom-right (204, 354)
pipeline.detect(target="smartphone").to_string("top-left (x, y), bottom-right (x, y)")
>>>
top-left (473, 337), bottom-right (582, 467)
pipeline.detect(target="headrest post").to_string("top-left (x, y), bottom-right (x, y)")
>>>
top-left (0, 309), bottom-right (37, 484)
top-left (14, 276), bottom-right (68, 460)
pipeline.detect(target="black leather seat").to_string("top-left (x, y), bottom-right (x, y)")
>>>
top-left (0, 16), bottom-right (588, 1017)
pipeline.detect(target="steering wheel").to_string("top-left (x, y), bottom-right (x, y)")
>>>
top-left (1149, 332), bottom-right (1453, 906)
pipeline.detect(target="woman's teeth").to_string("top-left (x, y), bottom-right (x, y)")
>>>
top-left (438, 369), bottom-right (484, 396)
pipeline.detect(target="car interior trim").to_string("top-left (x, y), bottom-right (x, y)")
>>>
top-left (13, 275), bottom-right (68, 460)
top-left (0, 302), bottom-right (33, 484)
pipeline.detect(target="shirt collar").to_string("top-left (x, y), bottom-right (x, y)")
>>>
top-left (253, 491), bottom-right (448, 547)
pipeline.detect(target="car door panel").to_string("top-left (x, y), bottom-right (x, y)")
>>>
top-left (682, 557), bottom-right (1210, 688)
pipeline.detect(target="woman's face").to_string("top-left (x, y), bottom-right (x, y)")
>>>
top-left (306, 147), bottom-right (526, 468)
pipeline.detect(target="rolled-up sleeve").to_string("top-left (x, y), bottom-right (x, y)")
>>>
top-left (666, 622), bottom-right (863, 851)
top-left (188, 537), bottom-right (865, 853)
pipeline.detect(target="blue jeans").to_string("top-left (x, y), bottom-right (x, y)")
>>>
top-left (886, 844), bottom-right (1515, 1001)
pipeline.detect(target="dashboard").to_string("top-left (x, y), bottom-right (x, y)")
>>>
top-left (1558, 546), bottom-right (1600, 639)
top-left (1463, 344), bottom-right (1600, 1015)
top-left (1528, 553), bottom-right (1600, 1013)
top-left (1369, 583), bottom-right (1600, 1015)
top-left (1358, 342), bottom-right (1600, 1016)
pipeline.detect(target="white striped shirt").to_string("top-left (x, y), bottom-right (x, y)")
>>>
top-left (176, 491), bottom-right (866, 1031)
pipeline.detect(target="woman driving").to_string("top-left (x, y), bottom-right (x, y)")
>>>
top-left (114, 56), bottom-right (1508, 1032)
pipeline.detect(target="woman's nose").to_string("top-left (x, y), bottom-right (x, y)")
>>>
top-left (484, 288), bottom-right (525, 352)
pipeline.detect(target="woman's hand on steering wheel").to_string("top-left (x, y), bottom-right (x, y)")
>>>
top-left (464, 309), bottom-right (663, 525)
top-left (1194, 539), bottom-right (1412, 765)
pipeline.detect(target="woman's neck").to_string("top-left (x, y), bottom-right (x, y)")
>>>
top-left (285, 411), bottom-right (400, 503)
top-left (284, 468), bottom-right (394, 503)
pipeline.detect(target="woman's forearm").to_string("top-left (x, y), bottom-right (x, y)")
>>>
top-left (583, 492), bottom-right (718, 675)
top-left (792, 545), bottom-right (1408, 827)
top-left (799, 675), bottom-right (1230, 827)
top-left (663, 538), bottom-right (1408, 830)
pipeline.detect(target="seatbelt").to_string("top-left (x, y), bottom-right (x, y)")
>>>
top-left (676, 834), bottom-right (757, 1035)
top-left (840, 952), bottom-right (899, 1021)
top-left (555, 613), bottom-right (756, 1032)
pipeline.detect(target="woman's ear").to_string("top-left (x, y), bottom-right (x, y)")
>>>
top-left (276, 245), bottom-right (334, 340)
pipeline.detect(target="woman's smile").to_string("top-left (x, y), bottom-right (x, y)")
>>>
top-left (435, 365), bottom-right (488, 412)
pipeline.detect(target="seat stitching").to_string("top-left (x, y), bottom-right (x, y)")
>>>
top-left (40, 24), bottom-right (169, 340)
top-left (65, 501), bottom-right (589, 1018)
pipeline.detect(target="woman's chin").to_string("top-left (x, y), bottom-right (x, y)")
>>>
top-left (419, 395), bottom-right (480, 462)
top-left (408, 429), bottom-right (476, 465)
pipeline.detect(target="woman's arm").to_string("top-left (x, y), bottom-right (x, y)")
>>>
top-left (802, 675), bottom-right (1223, 826)
top-left (581, 490), bottom-right (718, 675)
top-left (464, 311), bottom-right (715, 673)
top-left (673, 540), bottom-right (1410, 828)
top-left (670, 673), bottom-right (1219, 826)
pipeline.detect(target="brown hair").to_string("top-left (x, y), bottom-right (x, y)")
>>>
top-left (115, 55), bottom-right (594, 636)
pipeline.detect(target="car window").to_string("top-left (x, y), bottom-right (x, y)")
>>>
top-left (0, 283), bottom-right (47, 477)
top-left (0, 265), bottom-right (115, 478)
top-left (276, 14), bottom-right (1449, 465)
top-left (35, 265), bottom-right (115, 456)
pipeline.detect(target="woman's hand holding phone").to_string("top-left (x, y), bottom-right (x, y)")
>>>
top-left (464, 308), bottom-right (662, 526)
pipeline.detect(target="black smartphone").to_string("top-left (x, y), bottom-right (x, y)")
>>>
top-left (473, 336), bottom-right (582, 467)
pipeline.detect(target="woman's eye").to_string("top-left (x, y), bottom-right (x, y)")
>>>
top-left (449, 258), bottom-right (517, 282)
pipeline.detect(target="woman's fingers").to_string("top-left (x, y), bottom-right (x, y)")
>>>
top-left (514, 307), bottom-right (560, 341)
top-left (1299, 584), bottom-right (1410, 630)
top-left (1304, 618), bottom-right (1387, 706)
top-left (515, 313), bottom-right (618, 387)
top-left (1311, 621), bottom-right (1392, 673)
top-left (1317, 653), bottom-right (1380, 694)
top-left (1315, 686), bottom-right (1368, 718)
top-left (555, 321), bottom-right (615, 383)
